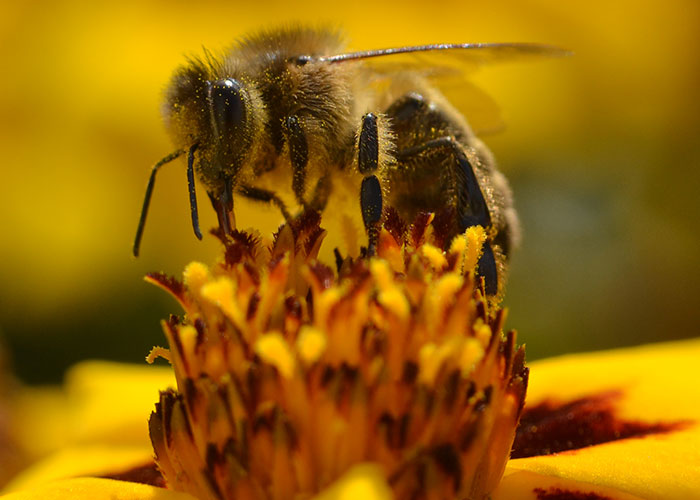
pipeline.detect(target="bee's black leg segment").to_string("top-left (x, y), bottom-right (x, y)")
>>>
top-left (132, 149), bottom-right (186, 257)
top-left (357, 113), bottom-right (384, 255)
top-left (358, 113), bottom-right (379, 174)
top-left (477, 241), bottom-right (498, 296)
top-left (236, 184), bottom-right (293, 222)
top-left (186, 144), bottom-right (203, 240)
top-left (455, 145), bottom-right (491, 230)
top-left (284, 116), bottom-right (309, 206)
top-left (360, 175), bottom-right (382, 255)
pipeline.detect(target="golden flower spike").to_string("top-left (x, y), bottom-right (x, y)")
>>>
top-left (145, 209), bottom-right (527, 500)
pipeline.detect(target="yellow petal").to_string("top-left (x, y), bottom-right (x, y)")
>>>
top-left (10, 386), bottom-right (72, 459)
top-left (495, 470), bottom-right (645, 500)
top-left (0, 477), bottom-right (198, 500)
top-left (495, 338), bottom-right (700, 500)
top-left (62, 361), bottom-right (175, 445)
top-left (254, 332), bottom-right (296, 379)
top-left (2, 446), bottom-right (153, 494)
top-left (9, 339), bottom-right (699, 500)
top-left (10, 361), bottom-right (174, 463)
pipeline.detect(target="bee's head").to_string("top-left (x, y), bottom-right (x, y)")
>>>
top-left (164, 60), bottom-right (262, 195)
top-left (159, 59), bottom-right (265, 239)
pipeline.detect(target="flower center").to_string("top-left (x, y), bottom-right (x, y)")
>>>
top-left (147, 209), bottom-right (527, 499)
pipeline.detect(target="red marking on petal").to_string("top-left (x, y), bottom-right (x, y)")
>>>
top-left (383, 207), bottom-right (407, 246)
top-left (303, 226), bottom-right (326, 256)
top-left (290, 209), bottom-right (322, 238)
top-left (430, 206), bottom-right (457, 250)
top-left (308, 261), bottom-right (335, 290)
top-left (218, 230), bottom-right (258, 266)
top-left (533, 487), bottom-right (611, 500)
top-left (512, 391), bottom-right (692, 458)
top-left (145, 273), bottom-right (185, 304)
top-left (101, 461), bottom-right (165, 488)
top-left (410, 212), bottom-right (432, 247)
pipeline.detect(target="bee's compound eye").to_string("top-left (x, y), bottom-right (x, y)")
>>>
top-left (207, 78), bottom-right (246, 136)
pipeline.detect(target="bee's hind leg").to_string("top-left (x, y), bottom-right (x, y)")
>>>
top-left (357, 112), bottom-right (393, 256)
top-left (385, 93), bottom-right (501, 294)
top-left (394, 136), bottom-right (499, 295)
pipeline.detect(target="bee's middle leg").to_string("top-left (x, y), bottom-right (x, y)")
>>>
top-left (357, 112), bottom-right (387, 255)
top-left (306, 171), bottom-right (332, 212)
top-left (236, 184), bottom-right (293, 222)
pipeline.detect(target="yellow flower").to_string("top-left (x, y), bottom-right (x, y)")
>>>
top-left (2, 343), bottom-right (700, 499)
top-left (2, 213), bottom-right (699, 499)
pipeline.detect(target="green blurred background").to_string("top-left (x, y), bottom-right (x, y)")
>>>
top-left (1, 1), bottom-right (698, 384)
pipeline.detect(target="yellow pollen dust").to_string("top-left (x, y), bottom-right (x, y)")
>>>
top-left (417, 335), bottom-right (463, 385)
top-left (420, 243), bottom-right (448, 270)
top-left (459, 337), bottom-right (485, 376)
top-left (296, 325), bottom-right (327, 364)
top-left (200, 277), bottom-right (244, 328)
top-left (315, 287), bottom-right (344, 329)
top-left (183, 261), bottom-right (211, 292)
top-left (475, 320), bottom-right (493, 346)
top-left (464, 226), bottom-right (487, 272)
top-left (178, 325), bottom-right (198, 359)
top-left (370, 259), bottom-right (410, 320)
top-left (254, 332), bottom-right (296, 379)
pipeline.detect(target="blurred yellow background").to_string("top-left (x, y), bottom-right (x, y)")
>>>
top-left (1, 0), bottom-right (698, 383)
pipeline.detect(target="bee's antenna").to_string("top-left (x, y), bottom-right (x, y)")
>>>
top-left (133, 149), bottom-right (186, 257)
top-left (187, 144), bottom-right (203, 241)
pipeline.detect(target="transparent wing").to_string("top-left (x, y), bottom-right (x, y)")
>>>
top-left (438, 77), bottom-right (506, 136)
top-left (319, 43), bottom-right (569, 135)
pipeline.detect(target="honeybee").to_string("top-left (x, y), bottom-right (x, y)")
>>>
top-left (133, 27), bottom-right (563, 295)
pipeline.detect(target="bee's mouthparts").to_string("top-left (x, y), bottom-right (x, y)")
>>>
top-left (211, 177), bottom-right (235, 236)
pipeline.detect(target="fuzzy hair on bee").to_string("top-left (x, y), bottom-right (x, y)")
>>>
top-left (133, 26), bottom-right (566, 296)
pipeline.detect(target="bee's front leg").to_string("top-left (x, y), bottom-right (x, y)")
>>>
top-left (357, 112), bottom-right (392, 255)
